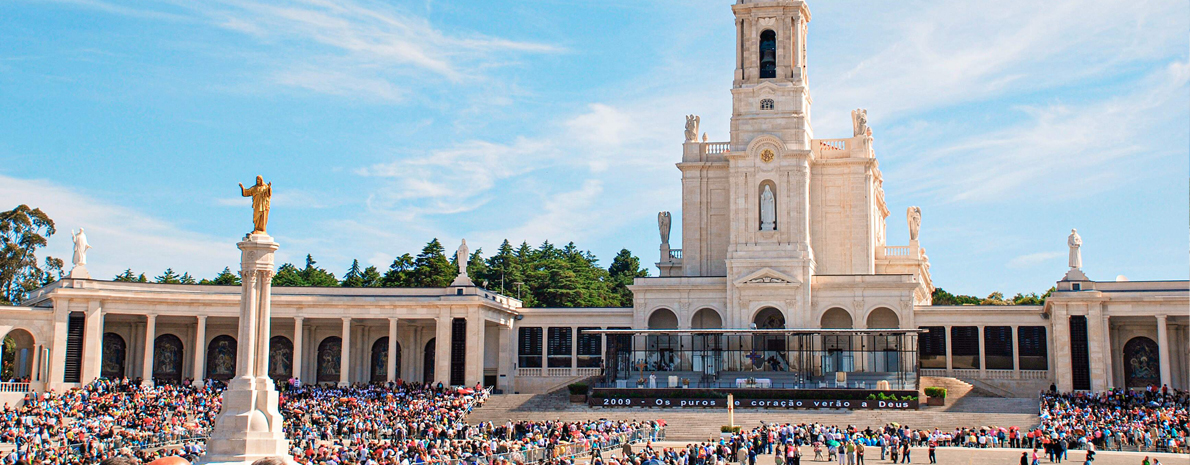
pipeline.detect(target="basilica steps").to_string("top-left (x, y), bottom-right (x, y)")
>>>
top-left (467, 387), bottom-right (1039, 441)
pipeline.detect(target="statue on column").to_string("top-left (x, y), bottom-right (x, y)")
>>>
top-left (684, 115), bottom-right (700, 142)
top-left (907, 206), bottom-right (922, 241)
top-left (239, 175), bottom-right (272, 235)
top-left (760, 185), bottom-right (776, 231)
top-left (851, 109), bottom-right (871, 137)
top-left (1068, 229), bottom-right (1082, 270)
top-left (657, 212), bottom-right (671, 245)
top-left (71, 228), bottom-right (91, 266)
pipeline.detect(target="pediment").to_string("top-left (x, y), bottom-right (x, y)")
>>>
top-left (734, 267), bottom-right (799, 286)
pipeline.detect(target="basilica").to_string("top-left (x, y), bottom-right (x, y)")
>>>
top-left (1, 0), bottom-right (1185, 405)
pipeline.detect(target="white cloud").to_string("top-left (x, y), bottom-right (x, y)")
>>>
top-left (0, 174), bottom-right (239, 281)
top-left (1007, 251), bottom-right (1064, 269)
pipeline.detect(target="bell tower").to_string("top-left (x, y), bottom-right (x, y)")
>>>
top-left (723, 0), bottom-right (815, 329)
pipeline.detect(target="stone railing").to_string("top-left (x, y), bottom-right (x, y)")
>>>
top-left (882, 245), bottom-right (911, 257)
top-left (668, 249), bottom-right (683, 259)
top-left (921, 368), bottom-right (1052, 380)
top-left (545, 368), bottom-right (572, 377)
top-left (703, 142), bottom-right (730, 155)
top-left (817, 139), bottom-right (847, 151)
top-left (0, 382), bottom-right (31, 393)
top-left (812, 136), bottom-right (873, 160)
top-left (516, 367), bottom-right (601, 378)
top-left (516, 368), bottom-right (542, 377)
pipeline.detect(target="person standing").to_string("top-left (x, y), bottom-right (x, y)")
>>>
top-left (899, 441), bottom-right (910, 463)
top-left (927, 441), bottom-right (936, 464)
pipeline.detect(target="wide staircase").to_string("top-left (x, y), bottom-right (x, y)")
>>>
top-left (468, 377), bottom-right (1039, 441)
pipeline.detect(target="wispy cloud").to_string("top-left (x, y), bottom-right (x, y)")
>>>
top-left (0, 174), bottom-right (239, 280)
top-left (1008, 251), bottom-right (1064, 269)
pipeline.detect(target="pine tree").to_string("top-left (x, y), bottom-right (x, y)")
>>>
top-left (155, 269), bottom-right (182, 284)
top-left (341, 259), bottom-right (365, 287)
top-left (381, 254), bottom-right (415, 287)
top-left (178, 272), bottom-right (197, 285)
top-left (114, 269), bottom-right (139, 282)
top-left (299, 255), bottom-right (338, 287)
top-left (212, 267), bottom-right (241, 286)
top-left (360, 266), bottom-right (381, 287)
top-left (410, 239), bottom-right (453, 287)
top-left (608, 249), bottom-right (648, 307)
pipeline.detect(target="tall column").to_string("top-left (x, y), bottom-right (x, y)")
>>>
top-left (46, 302), bottom-right (69, 390)
top-left (1101, 316), bottom-right (1113, 389)
top-left (1088, 305), bottom-right (1109, 392)
top-left (435, 312), bottom-right (452, 385)
top-left (291, 317), bottom-right (303, 382)
top-left (1011, 325), bottom-right (1020, 379)
top-left (977, 326), bottom-right (986, 373)
top-left (339, 317), bottom-right (351, 386)
top-left (1157, 315), bottom-right (1171, 387)
top-left (81, 301), bottom-right (104, 384)
top-left (141, 314), bottom-right (157, 386)
top-left (387, 318), bottom-right (399, 382)
top-left (465, 314), bottom-right (485, 387)
top-left (944, 325), bottom-right (953, 372)
top-left (193, 315), bottom-right (207, 382)
top-left (202, 232), bottom-right (290, 465)
top-left (497, 324), bottom-right (514, 393)
top-left (570, 326), bottom-right (579, 376)
top-left (1051, 306), bottom-right (1073, 392)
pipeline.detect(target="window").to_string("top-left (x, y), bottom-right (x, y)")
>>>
top-left (1017, 326), bottom-right (1048, 370)
top-left (918, 326), bottom-right (946, 369)
top-left (517, 327), bottom-right (542, 368)
top-left (760, 99), bottom-right (774, 110)
top-left (577, 327), bottom-right (602, 368)
top-left (983, 326), bottom-right (1013, 370)
top-left (547, 327), bottom-right (573, 368)
top-left (759, 30), bottom-right (776, 79)
top-left (950, 326), bottom-right (980, 369)
top-left (1072, 283), bottom-right (1081, 291)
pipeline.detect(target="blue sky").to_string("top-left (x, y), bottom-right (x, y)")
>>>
top-left (1, 0), bottom-right (1187, 296)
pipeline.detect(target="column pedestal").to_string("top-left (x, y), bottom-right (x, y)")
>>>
top-left (200, 233), bottom-right (292, 465)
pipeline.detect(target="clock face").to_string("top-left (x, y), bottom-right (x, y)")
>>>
top-left (760, 149), bottom-right (775, 163)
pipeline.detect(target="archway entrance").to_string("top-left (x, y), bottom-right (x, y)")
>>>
top-left (153, 334), bottom-right (184, 384)
top-left (1123, 336), bottom-right (1160, 388)
top-left (691, 309), bottom-right (723, 375)
top-left (102, 333), bottom-right (126, 380)
top-left (1, 329), bottom-right (35, 382)
top-left (423, 338), bottom-right (435, 384)
top-left (206, 335), bottom-right (237, 381)
top-left (371, 337), bottom-right (399, 383)
top-left (820, 308), bottom-right (854, 374)
top-left (866, 308), bottom-right (900, 373)
top-left (752, 308), bottom-right (787, 371)
top-left (317, 336), bottom-right (341, 383)
top-left (268, 336), bottom-right (293, 380)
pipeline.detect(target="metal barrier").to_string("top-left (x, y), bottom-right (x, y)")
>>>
top-left (445, 426), bottom-right (665, 465)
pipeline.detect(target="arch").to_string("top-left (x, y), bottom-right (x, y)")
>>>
top-left (153, 334), bottom-right (184, 384)
top-left (317, 336), bottom-right (342, 383)
top-left (753, 307), bottom-right (785, 329)
top-left (647, 308), bottom-right (679, 329)
top-left (206, 335), bottom-right (237, 381)
top-left (760, 99), bottom-right (774, 111)
top-left (1123, 336), bottom-right (1160, 388)
top-left (865, 307), bottom-right (900, 329)
top-left (1, 329), bottom-right (36, 381)
top-left (691, 308), bottom-right (723, 329)
top-left (268, 336), bottom-right (293, 380)
top-left (423, 338), bottom-right (435, 384)
top-left (820, 307), bottom-right (853, 329)
top-left (758, 29), bottom-right (776, 79)
top-left (101, 333), bottom-right (126, 379)
top-left (370, 337), bottom-right (400, 383)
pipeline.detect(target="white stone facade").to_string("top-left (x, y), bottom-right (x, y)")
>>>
top-left (0, 0), bottom-right (1185, 397)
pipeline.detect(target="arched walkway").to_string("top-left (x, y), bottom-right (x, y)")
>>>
top-left (153, 334), bottom-right (184, 384)
top-left (422, 338), bottom-right (435, 384)
top-left (206, 335), bottom-right (237, 381)
top-left (647, 308), bottom-right (679, 329)
top-left (1123, 336), bottom-right (1160, 388)
top-left (317, 336), bottom-right (342, 383)
top-left (753, 307), bottom-right (785, 329)
top-left (691, 308), bottom-right (723, 329)
top-left (102, 333), bottom-right (126, 380)
top-left (1, 329), bottom-right (35, 382)
top-left (865, 307), bottom-right (899, 329)
top-left (370, 337), bottom-right (399, 382)
top-left (820, 308), bottom-right (853, 329)
top-left (268, 336), bottom-right (293, 380)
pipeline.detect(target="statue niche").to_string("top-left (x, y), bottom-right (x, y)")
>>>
top-left (759, 183), bottom-right (777, 231)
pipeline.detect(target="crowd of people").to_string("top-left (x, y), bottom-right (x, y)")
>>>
top-left (1035, 386), bottom-right (1188, 455)
top-left (1, 379), bottom-right (1187, 465)
top-left (0, 378), bottom-right (663, 465)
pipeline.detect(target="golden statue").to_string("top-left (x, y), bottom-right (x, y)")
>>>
top-left (239, 175), bottom-right (272, 234)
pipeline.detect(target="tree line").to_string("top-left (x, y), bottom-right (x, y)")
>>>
top-left (113, 238), bottom-right (650, 308)
top-left (931, 287), bottom-right (1055, 306)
